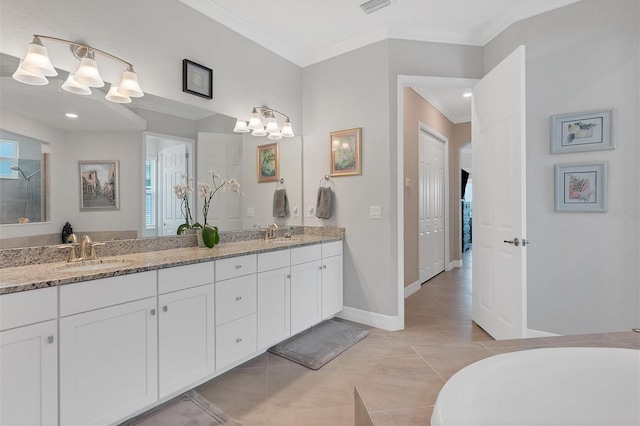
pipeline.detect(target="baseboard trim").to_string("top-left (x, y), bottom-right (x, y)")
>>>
top-left (404, 280), bottom-right (421, 298)
top-left (448, 259), bottom-right (463, 270)
top-left (336, 306), bottom-right (402, 331)
top-left (527, 328), bottom-right (561, 338)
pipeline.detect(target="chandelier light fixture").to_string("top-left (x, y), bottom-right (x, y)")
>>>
top-left (233, 106), bottom-right (294, 140)
top-left (12, 35), bottom-right (143, 104)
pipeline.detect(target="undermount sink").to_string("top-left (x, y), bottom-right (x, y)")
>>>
top-left (267, 237), bottom-right (302, 244)
top-left (56, 259), bottom-right (134, 273)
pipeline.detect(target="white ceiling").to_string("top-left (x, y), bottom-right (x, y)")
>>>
top-left (180, 0), bottom-right (579, 68)
top-left (180, 0), bottom-right (577, 122)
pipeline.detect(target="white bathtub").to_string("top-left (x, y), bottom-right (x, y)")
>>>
top-left (431, 347), bottom-right (640, 426)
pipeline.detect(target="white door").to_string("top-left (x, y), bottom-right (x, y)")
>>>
top-left (197, 133), bottom-right (243, 230)
top-left (158, 284), bottom-right (215, 398)
top-left (419, 128), bottom-right (445, 282)
top-left (160, 144), bottom-right (188, 235)
top-left (472, 45), bottom-right (527, 340)
top-left (257, 267), bottom-right (291, 350)
top-left (290, 260), bottom-right (322, 335)
top-left (321, 254), bottom-right (343, 319)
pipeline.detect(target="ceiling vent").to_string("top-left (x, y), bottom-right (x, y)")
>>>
top-left (359, 0), bottom-right (391, 14)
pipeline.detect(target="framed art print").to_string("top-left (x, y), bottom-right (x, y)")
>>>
top-left (330, 128), bottom-right (361, 177)
top-left (554, 162), bottom-right (608, 212)
top-left (79, 160), bottom-right (119, 211)
top-left (182, 59), bottom-right (213, 99)
top-left (257, 143), bottom-right (279, 183)
top-left (550, 109), bottom-right (614, 154)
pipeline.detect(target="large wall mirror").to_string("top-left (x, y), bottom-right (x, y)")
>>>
top-left (0, 53), bottom-right (302, 248)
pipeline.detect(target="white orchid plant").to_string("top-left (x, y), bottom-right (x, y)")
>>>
top-left (173, 174), bottom-right (195, 234)
top-left (197, 171), bottom-right (243, 227)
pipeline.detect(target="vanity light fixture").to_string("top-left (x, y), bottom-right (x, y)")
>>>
top-left (233, 106), bottom-right (294, 140)
top-left (12, 35), bottom-right (143, 104)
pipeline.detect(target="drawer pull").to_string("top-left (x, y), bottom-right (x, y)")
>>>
top-left (235, 265), bottom-right (242, 269)
top-left (235, 296), bottom-right (242, 301)
top-left (318, 266), bottom-right (322, 270)
top-left (163, 305), bottom-right (168, 312)
top-left (323, 265), bottom-right (327, 269)
top-left (235, 338), bottom-right (242, 343)
top-left (47, 335), bottom-right (54, 344)
top-left (286, 274), bottom-right (291, 279)
top-left (150, 309), bottom-right (156, 316)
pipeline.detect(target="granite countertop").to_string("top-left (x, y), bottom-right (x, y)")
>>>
top-left (0, 235), bottom-right (341, 295)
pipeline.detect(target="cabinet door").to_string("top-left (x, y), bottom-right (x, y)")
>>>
top-left (158, 284), bottom-right (215, 398)
top-left (0, 320), bottom-right (57, 426)
top-left (322, 254), bottom-right (344, 319)
top-left (290, 260), bottom-right (322, 335)
top-left (60, 297), bottom-right (158, 426)
top-left (257, 267), bottom-right (290, 350)
top-left (216, 313), bottom-right (257, 371)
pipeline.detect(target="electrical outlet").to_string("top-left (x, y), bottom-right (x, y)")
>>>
top-left (308, 206), bottom-right (315, 217)
top-left (370, 206), bottom-right (382, 219)
top-left (247, 207), bottom-right (254, 217)
top-left (293, 206), bottom-right (299, 217)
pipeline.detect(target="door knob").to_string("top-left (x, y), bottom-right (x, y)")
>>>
top-left (503, 238), bottom-right (520, 246)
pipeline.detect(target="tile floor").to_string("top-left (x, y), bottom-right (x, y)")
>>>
top-left (195, 252), bottom-right (640, 425)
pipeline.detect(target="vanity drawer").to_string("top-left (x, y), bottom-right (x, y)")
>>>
top-left (215, 274), bottom-right (257, 325)
top-left (158, 261), bottom-right (214, 294)
top-left (215, 254), bottom-right (256, 281)
top-left (60, 271), bottom-right (156, 317)
top-left (258, 249), bottom-right (290, 272)
top-left (291, 244), bottom-right (321, 265)
top-left (215, 313), bottom-right (257, 370)
top-left (322, 240), bottom-right (343, 258)
top-left (0, 287), bottom-right (57, 331)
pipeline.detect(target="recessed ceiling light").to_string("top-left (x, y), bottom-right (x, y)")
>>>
top-left (65, 113), bottom-right (78, 118)
top-left (462, 92), bottom-right (472, 98)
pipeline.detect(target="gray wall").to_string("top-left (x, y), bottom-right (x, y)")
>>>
top-left (485, 0), bottom-right (640, 334)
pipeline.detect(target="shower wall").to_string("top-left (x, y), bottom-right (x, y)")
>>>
top-left (0, 158), bottom-right (43, 223)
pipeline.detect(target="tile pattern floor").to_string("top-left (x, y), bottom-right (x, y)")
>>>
top-left (195, 252), bottom-right (640, 425)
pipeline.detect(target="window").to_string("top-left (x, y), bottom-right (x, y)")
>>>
top-left (0, 140), bottom-right (18, 179)
top-left (145, 158), bottom-right (157, 229)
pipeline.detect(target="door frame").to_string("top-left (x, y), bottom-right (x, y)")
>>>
top-left (141, 132), bottom-right (195, 237)
top-left (396, 75), bottom-right (479, 330)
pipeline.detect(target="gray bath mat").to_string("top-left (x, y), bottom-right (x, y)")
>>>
top-left (268, 319), bottom-right (370, 370)
top-left (119, 390), bottom-right (240, 426)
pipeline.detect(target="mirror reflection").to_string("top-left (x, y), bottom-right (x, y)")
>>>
top-left (0, 53), bottom-right (302, 248)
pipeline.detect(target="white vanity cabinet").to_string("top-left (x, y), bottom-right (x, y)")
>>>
top-left (214, 254), bottom-right (257, 370)
top-left (257, 249), bottom-right (291, 350)
top-left (290, 245), bottom-right (322, 335)
top-left (59, 272), bottom-right (158, 426)
top-left (157, 262), bottom-right (215, 398)
top-left (321, 241), bottom-right (344, 319)
top-left (0, 287), bottom-right (58, 426)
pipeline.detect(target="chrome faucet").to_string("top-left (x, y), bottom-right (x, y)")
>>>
top-left (266, 223), bottom-right (279, 240)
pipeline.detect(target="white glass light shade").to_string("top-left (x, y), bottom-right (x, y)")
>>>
top-left (12, 61), bottom-right (48, 85)
top-left (118, 69), bottom-right (143, 97)
top-left (281, 121), bottom-right (294, 137)
top-left (20, 41), bottom-right (57, 77)
top-left (265, 117), bottom-right (280, 134)
top-left (233, 119), bottom-right (250, 133)
top-left (105, 85), bottom-right (131, 103)
top-left (251, 127), bottom-right (267, 137)
top-left (61, 73), bottom-right (92, 95)
top-left (74, 57), bottom-right (104, 88)
top-left (267, 131), bottom-right (282, 140)
top-left (248, 111), bottom-right (263, 130)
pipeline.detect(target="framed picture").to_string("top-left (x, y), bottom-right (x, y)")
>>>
top-left (330, 128), bottom-right (361, 176)
top-left (182, 59), bottom-right (213, 99)
top-left (79, 160), bottom-right (119, 211)
top-left (554, 162), bottom-right (608, 212)
top-left (257, 143), bottom-right (279, 183)
top-left (550, 109), bottom-right (614, 154)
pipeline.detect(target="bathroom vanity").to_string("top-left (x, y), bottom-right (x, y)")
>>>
top-left (0, 233), bottom-right (343, 426)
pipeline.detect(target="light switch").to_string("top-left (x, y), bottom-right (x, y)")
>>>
top-left (293, 206), bottom-right (299, 217)
top-left (370, 206), bottom-right (382, 219)
top-left (247, 207), bottom-right (254, 217)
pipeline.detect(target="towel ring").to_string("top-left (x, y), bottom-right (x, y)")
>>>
top-left (319, 174), bottom-right (335, 189)
top-left (276, 177), bottom-right (285, 189)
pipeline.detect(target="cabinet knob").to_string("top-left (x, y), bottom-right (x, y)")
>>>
top-left (163, 305), bottom-right (168, 312)
top-left (235, 296), bottom-right (242, 301)
top-left (286, 274), bottom-right (291, 279)
top-left (235, 265), bottom-right (242, 269)
top-left (47, 335), bottom-right (54, 344)
top-left (323, 265), bottom-right (327, 269)
top-left (150, 309), bottom-right (156, 316)
top-left (235, 338), bottom-right (242, 343)
top-left (318, 266), bottom-right (322, 270)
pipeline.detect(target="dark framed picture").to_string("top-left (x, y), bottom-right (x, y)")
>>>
top-left (256, 143), bottom-right (279, 183)
top-left (330, 128), bottom-right (362, 177)
top-left (79, 160), bottom-right (119, 211)
top-left (182, 59), bottom-right (213, 99)
top-left (550, 109), bottom-right (614, 154)
top-left (554, 162), bottom-right (608, 212)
